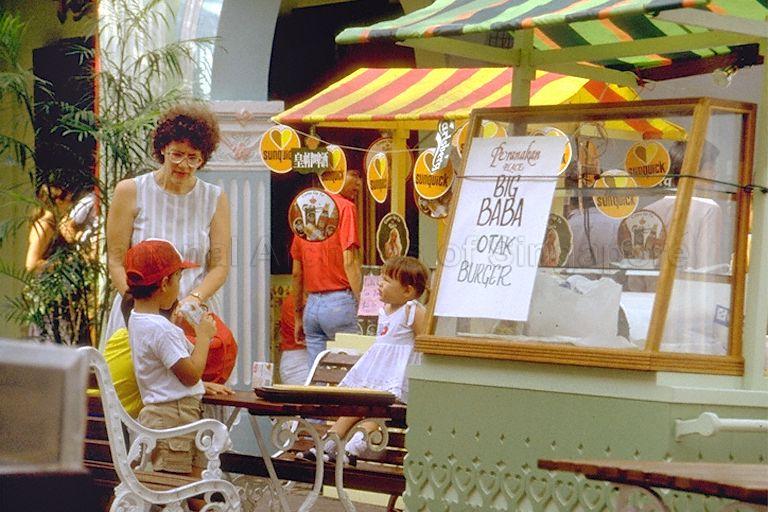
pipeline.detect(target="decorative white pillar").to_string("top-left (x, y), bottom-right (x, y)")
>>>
top-left (203, 100), bottom-right (283, 386)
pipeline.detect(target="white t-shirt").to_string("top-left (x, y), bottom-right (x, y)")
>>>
top-left (128, 312), bottom-right (204, 405)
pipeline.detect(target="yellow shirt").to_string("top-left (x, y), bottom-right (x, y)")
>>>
top-left (103, 328), bottom-right (143, 418)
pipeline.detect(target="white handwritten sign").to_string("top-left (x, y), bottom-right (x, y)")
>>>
top-left (434, 136), bottom-right (566, 321)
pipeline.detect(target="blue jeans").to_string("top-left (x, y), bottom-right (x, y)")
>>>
top-left (303, 290), bottom-right (360, 368)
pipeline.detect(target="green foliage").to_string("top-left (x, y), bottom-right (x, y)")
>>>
top-left (1, 246), bottom-right (101, 344)
top-left (0, 2), bottom-right (215, 344)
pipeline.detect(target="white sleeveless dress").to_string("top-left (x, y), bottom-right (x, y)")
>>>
top-left (339, 300), bottom-right (422, 403)
top-left (100, 172), bottom-right (223, 349)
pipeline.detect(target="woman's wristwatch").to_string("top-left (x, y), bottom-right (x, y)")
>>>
top-left (189, 291), bottom-right (204, 302)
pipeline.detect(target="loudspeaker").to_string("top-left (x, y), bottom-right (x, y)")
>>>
top-left (32, 36), bottom-right (96, 192)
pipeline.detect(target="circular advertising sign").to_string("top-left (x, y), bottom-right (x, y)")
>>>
top-left (531, 126), bottom-right (572, 175)
top-left (376, 212), bottom-right (410, 263)
top-left (617, 209), bottom-right (667, 265)
top-left (592, 169), bottom-right (639, 219)
top-left (288, 188), bottom-right (339, 242)
top-left (413, 148), bottom-right (455, 200)
top-left (625, 141), bottom-right (671, 188)
top-left (539, 213), bottom-right (573, 267)
top-left (319, 144), bottom-right (347, 194)
top-left (259, 125), bottom-right (301, 173)
top-left (367, 152), bottom-right (390, 204)
top-left (451, 120), bottom-right (508, 157)
top-left (413, 181), bottom-right (452, 219)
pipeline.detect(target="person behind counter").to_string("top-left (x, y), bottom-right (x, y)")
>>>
top-left (103, 103), bottom-right (231, 348)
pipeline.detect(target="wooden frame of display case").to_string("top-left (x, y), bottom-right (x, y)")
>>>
top-left (420, 97), bottom-right (755, 375)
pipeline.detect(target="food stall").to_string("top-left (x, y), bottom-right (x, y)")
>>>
top-left (331, 2), bottom-right (768, 510)
top-left (272, 67), bottom-right (682, 264)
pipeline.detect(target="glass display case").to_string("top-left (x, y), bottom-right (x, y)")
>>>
top-left (422, 98), bottom-right (755, 375)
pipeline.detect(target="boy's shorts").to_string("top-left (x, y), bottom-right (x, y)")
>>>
top-left (138, 396), bottom-right (206, 474)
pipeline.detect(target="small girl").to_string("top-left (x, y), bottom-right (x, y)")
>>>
top-left (300, 255), bottom-right (429, 464)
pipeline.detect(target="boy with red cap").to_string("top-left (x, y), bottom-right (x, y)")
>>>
top-left (125, 238), bottom-right (216, 474)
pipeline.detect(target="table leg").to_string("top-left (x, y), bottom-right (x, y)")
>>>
top-left (248, 415), bottom-right (293, 512)
top-left (331, 418), bottom-right (389, 512)
top-left (271, 417), bottom-right (328, 512)
top-left (267, 416), bottom-right (390, 512)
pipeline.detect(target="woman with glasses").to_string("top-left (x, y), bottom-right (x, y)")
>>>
top-left (102, 103), bottom-right (231, 346)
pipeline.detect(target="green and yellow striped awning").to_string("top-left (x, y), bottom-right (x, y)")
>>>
top-left (274, 68), bottom-right (685, 139)
top-left (336, 0), bottom-right (767, 81)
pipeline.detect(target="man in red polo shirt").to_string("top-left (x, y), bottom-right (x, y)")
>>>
top-left (291, 170), bottom-right (362, 372)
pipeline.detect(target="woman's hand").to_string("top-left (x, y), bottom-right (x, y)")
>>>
top-left (203, 381), bottom-right (235, 395)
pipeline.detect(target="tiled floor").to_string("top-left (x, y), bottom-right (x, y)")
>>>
top-left (239, 480), bottom-right (390, 511)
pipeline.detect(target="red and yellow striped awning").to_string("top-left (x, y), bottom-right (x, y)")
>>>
top-left (274, 67), bottom-right (684, 139)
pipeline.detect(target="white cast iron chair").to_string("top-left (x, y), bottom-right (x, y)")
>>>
top-left (80, 346), bottom-right (241, 512)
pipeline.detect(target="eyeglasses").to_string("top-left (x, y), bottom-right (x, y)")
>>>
top-left (165, 150), bottom-right (203, 169)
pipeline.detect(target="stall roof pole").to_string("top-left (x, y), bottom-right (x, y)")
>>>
top-left (741, 42), bottom-right (768, 390)
top-left (391, 129), bottom-right (409, 217)
top-left (511, 29), bottom-right (534, 108)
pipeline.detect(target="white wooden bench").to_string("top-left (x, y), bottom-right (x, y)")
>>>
top-left (80, 346), bottom-right (241, 511)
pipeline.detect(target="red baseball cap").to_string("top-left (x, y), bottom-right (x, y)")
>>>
top-left (125, 239), bottom-right (198, 287)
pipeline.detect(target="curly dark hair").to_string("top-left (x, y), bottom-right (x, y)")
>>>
top-left (151, 103), bottom-right (220, 165)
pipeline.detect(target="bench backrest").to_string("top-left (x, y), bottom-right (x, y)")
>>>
top-left (302, 348), bottom-right (407, 467)
top-left (305, 348), bottom-right (361, 386)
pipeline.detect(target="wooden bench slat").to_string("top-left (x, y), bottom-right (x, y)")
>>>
top-left (85, 439), bottom-right (114, 463)
top-left (318, 353), bottom-right (361, 366)
top-left (87, 417), bottom-right (109, 440)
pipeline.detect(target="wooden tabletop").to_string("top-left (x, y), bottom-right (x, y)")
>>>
top-left (538, 459), bottom-right (768, 505)
top-left (203, 390), bottom-right (407, 422)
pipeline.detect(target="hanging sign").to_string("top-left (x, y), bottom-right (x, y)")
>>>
top-left (319, 144), bottom-right (347, 194)
top-left (531, 126), bottom-right (572, 175)
top-left (452, 120), bottom-right (508, 157)
top-left (414, 183), bottom-right (452, 219)
top-left (434, 136), bottom-right (566, 321)
top-left (292, 148), bottom-right (329, 175)
top-left (617, 209), bottom-right (667, 265)
top-left (288, 188), bottom-right (339, 242)
top-left (367, 152), bottom-right (389, 204)
top-left (432, 120), bottom-right (455, 174)
top-left (539, 213), bottom-right (573, 267)
top-left (357, 266), bottom-right (385, 318)
top-left (376, 212), bottom-right (409, 262)
top-left (593, 170), bottom-right (639, 219)
top-left (413, 148), bottom-right (454, 200)
top-left (365, 137), bottom-right (414, 180)
top-left (365, 137), bottom-right (393, 171)
top-left (260, 125), bottom-right (301, 173)
top-left (625, 141), bottom-right (671, 188)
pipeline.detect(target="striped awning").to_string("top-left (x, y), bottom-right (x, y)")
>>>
top-left (273, 68), bottom-right (685, 139)
top-left (335, 1), bottom-right (766, 81)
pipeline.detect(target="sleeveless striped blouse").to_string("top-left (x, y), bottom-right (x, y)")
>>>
top-left (101, 171), bottom-right (223, 348)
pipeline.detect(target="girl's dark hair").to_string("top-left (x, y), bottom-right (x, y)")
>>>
top-left (382, 256), bottom-right (429, 296)
top-left (152, 103), bottom-right (220, 165)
